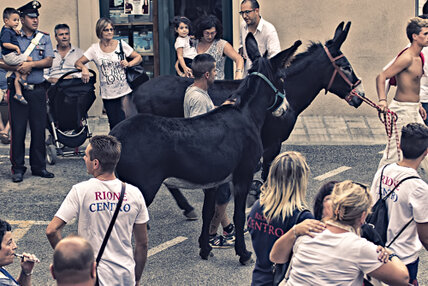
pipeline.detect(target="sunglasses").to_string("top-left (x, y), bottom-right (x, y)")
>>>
top-left (103, 28), bottom-right (114, 32)
top-left (239, 9), bottom-right (255, 16)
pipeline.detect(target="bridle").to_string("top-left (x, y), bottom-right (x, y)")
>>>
top-left (249, 72), bottom-right (286, 112)
top-left (323, 46), bottom-right (361, 103)
top-left (324, 46), bottom-right (400, 160)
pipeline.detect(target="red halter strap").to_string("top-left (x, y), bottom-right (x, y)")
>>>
top-left (323, 46), bottom-right (361, 97)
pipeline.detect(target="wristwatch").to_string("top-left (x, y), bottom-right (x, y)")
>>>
top-left (389, 253), bottom-right (399, 261)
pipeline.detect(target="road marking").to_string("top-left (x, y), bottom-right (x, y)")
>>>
top-left (9, 220), bottom-right (187, 257)
top-left (148, 236), bottom-right (187, 257)
top-left (314, 166), bottom-right (351, 181)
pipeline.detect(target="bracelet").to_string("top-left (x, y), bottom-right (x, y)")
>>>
top-left (388, 253), bottom-right (399, 261)
top-left (292, 225), bottom-right (297, 239)
top-left (23, 270), bottom-right (33, 276)
top-left (379, 99), bottom-right (387, 102)
top-left (235, 69), bottom-right (243, 72)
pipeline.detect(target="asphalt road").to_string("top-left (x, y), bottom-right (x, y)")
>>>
top-left (0, 144), bottom-right (426, 285)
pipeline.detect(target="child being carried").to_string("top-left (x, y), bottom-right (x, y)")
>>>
top-left (0, 7), bottom-right (32, 105)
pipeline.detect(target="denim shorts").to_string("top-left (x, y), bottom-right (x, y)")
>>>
top-left (216, 182), bottom-right (232, 204)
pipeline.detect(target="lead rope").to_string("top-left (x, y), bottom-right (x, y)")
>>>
top-left (349, 90), bottom-right (401, 161)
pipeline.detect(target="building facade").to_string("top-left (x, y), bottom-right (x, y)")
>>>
top-left (0, 0), bottom-right (421, 116)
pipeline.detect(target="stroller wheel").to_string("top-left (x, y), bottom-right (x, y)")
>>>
top-left (46, 144), bottom-right (57, 165)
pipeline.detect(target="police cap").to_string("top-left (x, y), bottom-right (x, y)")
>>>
top-left (17, 1), bottom-right (41, 18)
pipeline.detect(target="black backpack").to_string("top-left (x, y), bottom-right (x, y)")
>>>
top-left (366, 164), bottom-right (419, 247)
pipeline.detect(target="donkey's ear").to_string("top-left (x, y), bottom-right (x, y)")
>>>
top-left (332, 21), bottom-right (345, 42)
top-left (332, 22), bottom-right (351, 50)
top-left (270, 40), bottom-right (302, 70)
top-left (245, 32), bottom-right (261, 63)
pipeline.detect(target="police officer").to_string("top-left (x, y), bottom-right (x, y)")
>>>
top-left (8, 1), bottom-right (54, 182)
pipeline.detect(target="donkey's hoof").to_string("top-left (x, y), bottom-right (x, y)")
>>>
top-left (200, 250), bottom-right (214, 260)
top-left (239, 252), bottom-right (253, 265)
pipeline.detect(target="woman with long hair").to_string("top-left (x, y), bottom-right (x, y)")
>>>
top-left (247, 151), bottom-right (325, 285)
top-left (75, 17), bottom-right (142, 130)
top-left (270, 180), bottom-right (410, 286)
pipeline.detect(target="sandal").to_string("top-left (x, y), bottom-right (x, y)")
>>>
top-left (13, 94), bottom-right (28, 105)
top-left (0, 133), bottom-right (10, 144)
top-left (18, 78), bottom-right (30, 90)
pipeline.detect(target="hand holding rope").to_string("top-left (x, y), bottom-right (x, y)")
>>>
top-left (350, 90), bottom-right (401, 161)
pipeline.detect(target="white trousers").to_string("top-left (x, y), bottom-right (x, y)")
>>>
top-left (378, 99), bottom-right (428, 170)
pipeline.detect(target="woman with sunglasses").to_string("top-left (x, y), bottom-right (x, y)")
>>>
top-left (270, 180), bottom-right (410, 286)
top-left (75, 17), bottom-right (142, 130)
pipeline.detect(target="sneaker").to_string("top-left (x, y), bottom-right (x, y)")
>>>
top-left (209, 235), bottom-right (234, 249)
top-left (223, 226), bottom-right (249, 242)
top-left (183, 209), bottom-right (198, 221)
top-left (223, 224), bottom-right (236, 242)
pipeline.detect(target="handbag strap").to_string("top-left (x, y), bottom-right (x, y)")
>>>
top-left (96, 182), bottom-right (126, 265)
top-left (118, 40), bottom-right (125, 61)
top-left (294, 209), bottom-right (309, 225)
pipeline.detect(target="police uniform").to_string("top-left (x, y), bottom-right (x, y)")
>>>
top-left (9, 1), bottom-right (55, 182)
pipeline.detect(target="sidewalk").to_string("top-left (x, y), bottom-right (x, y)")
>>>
top-left (286, 115), bottom-right (386, 145)
top-left (0, 115), bottom-right (388, 150)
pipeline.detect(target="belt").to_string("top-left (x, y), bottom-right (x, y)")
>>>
top-left (26, 82), bottom-right (48, 90)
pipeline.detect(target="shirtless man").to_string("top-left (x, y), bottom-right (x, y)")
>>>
top-left (376, 17), bottom-right (428, 169)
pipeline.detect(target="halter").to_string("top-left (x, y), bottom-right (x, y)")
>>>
top-left (249, 72), bottom-right (286, 112)
top-left (323, 46), bottom-right (361, 103)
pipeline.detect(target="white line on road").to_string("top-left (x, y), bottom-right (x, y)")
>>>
top-left (148, 236), bottom-right (188, 257)
top-left (314, 166), bottom-right (352, 181)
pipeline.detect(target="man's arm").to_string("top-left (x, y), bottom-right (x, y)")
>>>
top-left (133, 223), bottom-right (148, 286)
top-left (46, 216), bottom-right (66, 249)
top-left (18, 57), bottom-right (53, 75)
top-left (0, 59), bottom-right (17, 71)
top-left (376, 53), bottom-right (412, 112)
top-left (416, 222), bottom-right (428, 250)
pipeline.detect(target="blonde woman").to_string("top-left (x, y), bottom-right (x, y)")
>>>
top-left (247, 151), bottom-right (325, 286)
top-left (270, 181), bottom-right (410, 286)
top-left (75, 17), bottom-right (142, 130)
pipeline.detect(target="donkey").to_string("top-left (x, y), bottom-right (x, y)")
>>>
top-left (133, 22), bottom-right (364, 185)
top-left (110, 34), bottom-right (302, 264)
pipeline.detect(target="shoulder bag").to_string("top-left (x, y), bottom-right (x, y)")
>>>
top-left (118, 40), bottom-right (149, 90)
top-left (272, 209), bottom-right (310, 286)
top-left (94, 182), bottom-right (126, 286)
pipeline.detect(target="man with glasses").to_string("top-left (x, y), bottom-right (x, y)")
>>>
top-left (239, 0), bottom-right (280, 75)
top-left (44, 24), bottom-right (85, 84)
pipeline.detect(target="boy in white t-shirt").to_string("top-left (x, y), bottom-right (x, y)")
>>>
top-left (370, 123), bottom-right (428, 285)
top-left (46, 135), bottom-right (149, 286)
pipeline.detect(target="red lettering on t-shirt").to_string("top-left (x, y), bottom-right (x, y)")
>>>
top-left (275, 228), bottom-right (284, 237)
top-left (255, 221), bottom-right (262, 231)
top-left (268, 225), bottom-right (275, 235)
top-left (94, 192), bottom-right (102, 200)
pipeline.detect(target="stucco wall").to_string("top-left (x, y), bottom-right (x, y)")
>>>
top-left (234, 0), bottom-right (416, 116)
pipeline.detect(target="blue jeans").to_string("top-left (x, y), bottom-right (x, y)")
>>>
top-left (406, 258), bottom-right (419, 285)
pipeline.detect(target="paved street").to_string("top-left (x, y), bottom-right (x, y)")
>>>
top-left (0, 116), bottom-right (426, 285)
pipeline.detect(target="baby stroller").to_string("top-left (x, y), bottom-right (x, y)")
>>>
top-left (46, 69), bottom-right (96, 164)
